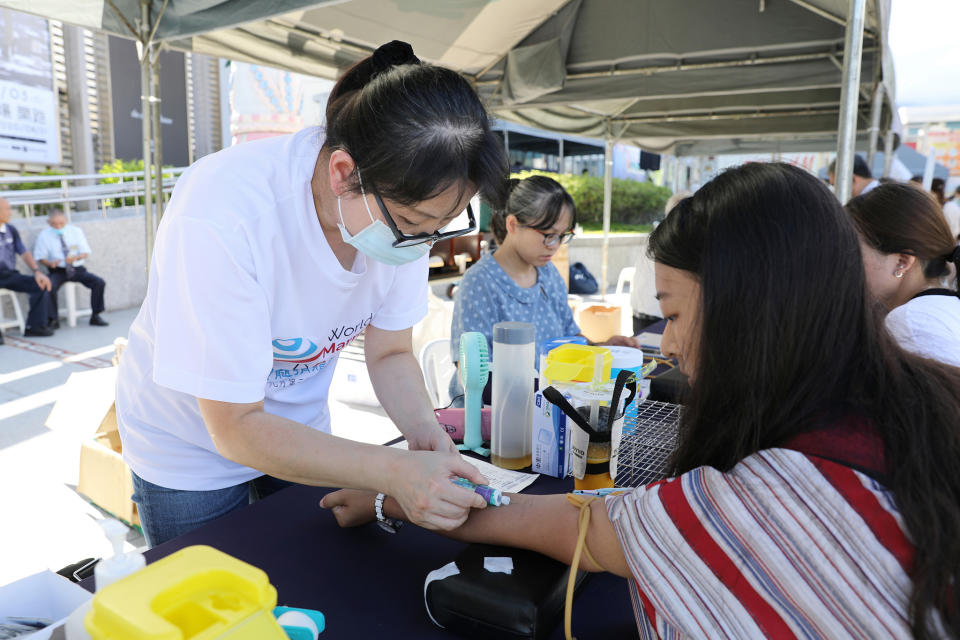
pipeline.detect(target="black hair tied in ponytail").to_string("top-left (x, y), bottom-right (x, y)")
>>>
top-left (323, 41), bottom-right (508, 210)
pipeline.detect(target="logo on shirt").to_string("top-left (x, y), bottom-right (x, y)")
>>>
top-left (272, 337), bottom-right (323, 363)
top-left (267, 313), bottom-right (374, 392)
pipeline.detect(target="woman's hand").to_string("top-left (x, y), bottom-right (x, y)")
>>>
top-left (321, 489), bottom-right (378, 527)
top-left (386, 450), bottom-right (488, 530)
top-left (405, 421), bottom-right (457, 454)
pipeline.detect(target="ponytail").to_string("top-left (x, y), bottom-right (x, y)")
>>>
top-left (322, 41), bottom-right (508, 210)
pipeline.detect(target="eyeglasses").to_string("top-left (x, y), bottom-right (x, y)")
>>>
top-left (368, 185), bottom-right (477, 248)
top-left (526, 227), bottom-right (575, 248)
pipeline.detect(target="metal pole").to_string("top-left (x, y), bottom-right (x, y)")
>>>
top-left (866, 83), bottom-right (884, 172)
top-left (882, 129), bottom-right (895, 178)
top-left (558, 138), bottom-right (564, 174)
top-left (151, 51), bottom-right (164, 218)
top-left (601, 138), bottom-right (613, 302)
top-left (833, 0), bottom-right (868, 203)
top-left (140, 0), bottom-right (154, 271)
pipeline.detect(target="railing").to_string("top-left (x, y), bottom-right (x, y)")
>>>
top-left (0, 168), bottom-right (189, 219)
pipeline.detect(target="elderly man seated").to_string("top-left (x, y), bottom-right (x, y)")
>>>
top-left (34, 209), bottom-right (109, 327)
top-left (0, 197), bottom-right (54, 343)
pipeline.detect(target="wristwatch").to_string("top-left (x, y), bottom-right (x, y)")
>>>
top-left (374, 492), bottom-right (403, 534)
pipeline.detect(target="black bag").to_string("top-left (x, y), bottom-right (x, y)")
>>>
top-left (425, 543), bottom-right (589, 639)
top-left (569, 262), bottom-right (598, 294)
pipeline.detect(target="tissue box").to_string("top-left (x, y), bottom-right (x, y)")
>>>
top-left (531, 391), bottom-right (572, 478)
top-left (0, 570), bottom-right (92, 639)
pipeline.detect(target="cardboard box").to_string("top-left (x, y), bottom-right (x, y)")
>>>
top-left (78, 402), bottom-right (139, 526)
top-left (531, 390), bottom-right (573, 478)
top-left (48, 367), bottom-right (139, 527)
top-left (0, 570), bottom-right (92, 639)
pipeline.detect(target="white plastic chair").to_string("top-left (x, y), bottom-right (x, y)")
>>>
top-left (59, 281), bottom-right (93, 328)
top-left (615, 266), bottom-right (636, 296)
top-left (0, 288), bottom-right (25, 335)
top-left (418, 338), bottom-right (456, 408)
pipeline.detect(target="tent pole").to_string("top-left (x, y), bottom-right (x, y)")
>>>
top-left (833, 0), bottom-right (867, 203)
top-left (866, 83), bottom-right (884, 171)
top-left (601, 138), bottom-right (613, 302)
top-left (882, 129), bottom-right (895, 177)
top-left (151, 50), bottom-right (164, 219)
top-left (140, 0), bottom-right (154, 272)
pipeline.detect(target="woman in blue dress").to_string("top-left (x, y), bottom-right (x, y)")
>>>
top-left (450, 176), bottom-right (639, 385)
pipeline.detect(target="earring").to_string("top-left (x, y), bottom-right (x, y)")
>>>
top-left (894, 268), bottom-right (904, 279)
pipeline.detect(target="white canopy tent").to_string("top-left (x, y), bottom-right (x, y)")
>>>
top-left (0, 0), bottom-right (895, 281)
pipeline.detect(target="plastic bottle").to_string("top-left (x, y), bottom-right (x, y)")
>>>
top-left (94, 518), bottom-right (146, 591)
top-left (491, 322), bottom-right (535, 469)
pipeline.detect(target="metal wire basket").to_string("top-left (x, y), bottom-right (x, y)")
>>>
top-left (614, 400), bottom-right (681, 488)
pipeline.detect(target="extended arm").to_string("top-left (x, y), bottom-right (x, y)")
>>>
top-left (198, 398), bottom-right (487, 530)
top-left (364, 324), bottom-right (456, 453)
top-left (321, 489), bottom-right (632, 578)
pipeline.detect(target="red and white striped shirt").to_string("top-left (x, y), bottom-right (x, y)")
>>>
top-left (606, 448), bottom-right (917, 639)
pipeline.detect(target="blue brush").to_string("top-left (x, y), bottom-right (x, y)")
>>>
top-left (458, 332), bottom-right (490, 457)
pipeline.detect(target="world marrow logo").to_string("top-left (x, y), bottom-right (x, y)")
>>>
top-left (272, 338), bottom-right (323, 364)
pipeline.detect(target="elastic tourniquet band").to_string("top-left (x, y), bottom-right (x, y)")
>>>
top-left (565, 493), bottom-right (607, 640)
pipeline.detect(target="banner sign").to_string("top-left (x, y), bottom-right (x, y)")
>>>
top-left (0, 8), bottom-right (59, 164)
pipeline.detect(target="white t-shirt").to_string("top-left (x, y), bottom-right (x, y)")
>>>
top-left (885, 292), bottom-right (960, 367)
top-left (116, 127), bottom-right (429, 490)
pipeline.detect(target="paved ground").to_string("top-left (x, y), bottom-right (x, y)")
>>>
top-left (0, 280), bottom-right (628, 587)
top-left (0, 306), bottom-right (398, 587)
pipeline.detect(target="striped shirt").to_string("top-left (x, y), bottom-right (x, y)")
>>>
top-left (606, 448), bottom-right (918, 639)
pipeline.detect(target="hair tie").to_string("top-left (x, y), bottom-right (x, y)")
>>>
top-left (371, 40), bottom-right (419, 74)
top-left (951, 245), bottom-right (960, 264)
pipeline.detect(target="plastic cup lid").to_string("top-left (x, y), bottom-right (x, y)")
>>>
top-left (493, 321), bottom-right (535, 345)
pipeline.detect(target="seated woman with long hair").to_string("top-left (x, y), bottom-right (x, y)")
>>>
top-left (846, 182), bottom-right (960, 367)
top-left (324, 163), bottom-right (960, 639)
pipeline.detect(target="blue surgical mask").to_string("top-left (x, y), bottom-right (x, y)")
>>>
top-left (336, 178), bottom-right (430, 266)
top-left (54, 228), bottom-right (65, 236)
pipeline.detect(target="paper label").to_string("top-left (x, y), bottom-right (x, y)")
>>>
top-left (569, 422), bottom-right (589, 480)
top-left (424, 562), bottom-right (460, 628)
top-left (483, 557), bottom-right (514, 574)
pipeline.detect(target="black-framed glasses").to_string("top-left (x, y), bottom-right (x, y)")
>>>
top-left (526, 227), bottom-right (575, 248)
top-left (369, 187), bottom-right (476, 248)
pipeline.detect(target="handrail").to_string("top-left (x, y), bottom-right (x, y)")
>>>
top-left (0, 168), bottom-right (188, 219)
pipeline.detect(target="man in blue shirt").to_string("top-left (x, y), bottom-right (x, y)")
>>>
top-left (34, 209), bottom-right (108, 327)
top-left (0, 197), bottom-right (55, 343)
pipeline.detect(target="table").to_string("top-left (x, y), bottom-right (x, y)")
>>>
top-left (82, 474), bottom-right (638, 639)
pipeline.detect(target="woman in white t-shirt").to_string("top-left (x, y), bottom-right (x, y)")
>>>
top-left (115, 41), bottom-right (508, 546)
top-left (846, 182), bottom-right (960, 367)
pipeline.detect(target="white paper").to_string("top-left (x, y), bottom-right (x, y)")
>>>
top-left (636, 331), bottom-right (663, 351)
top-left (483, 557), bottom-right (514, 575)
top-left (0, 570), bottom-right (92, 640)
top-left (391, 441), bottom-right (539, 493)
top-left (569, 423), bottom-right (590, 480)
top-left (610, 413), bottom-right (624, 481)
top-left (423, 562), bottom-right (460, 628)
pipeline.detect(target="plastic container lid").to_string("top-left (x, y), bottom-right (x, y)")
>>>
top-left (607, 346), bottom-right (646, 371)
top-left (493, 321), bottom-right (535, 345)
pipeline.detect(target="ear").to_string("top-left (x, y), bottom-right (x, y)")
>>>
top-left (327, 149), bottom-right (357, 197)
top-left (894, 253), bottom-right (918, 277)
top-left (504, 214), bottom-right (519, 235)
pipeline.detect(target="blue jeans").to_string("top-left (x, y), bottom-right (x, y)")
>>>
top-left (131, 471), bottom-right (295, 547)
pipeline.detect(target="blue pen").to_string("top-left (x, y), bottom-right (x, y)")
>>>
top-left (572, 488), bottom-right (628, 497)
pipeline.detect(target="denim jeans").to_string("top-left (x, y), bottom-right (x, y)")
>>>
top-left (131, 471), bottom-right (295, 547)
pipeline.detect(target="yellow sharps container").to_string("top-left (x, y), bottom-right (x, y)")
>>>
top-left (85, 545), bottom-right (289, 640)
